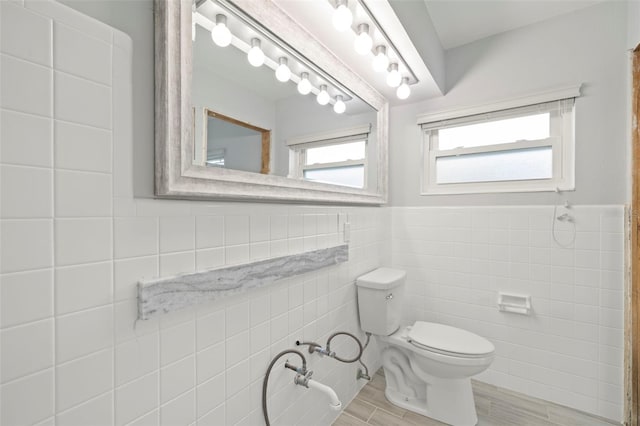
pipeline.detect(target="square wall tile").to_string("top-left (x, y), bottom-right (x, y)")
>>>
top-left (114, 256), bottom-right (158, 302)
top-left (160, 389), bottom-right (195, 426)
top-left (114, 217), bottom-right (157, 259)
top-left (54, 71), bottom-right (110, 129)
top-left (160, 356), bottom-right (195, 404)
top-left (195, 216), bottom-right (224, 249)
top-left (1, 219), bottom-right (53, 273)
top-left (115, 372), bottom-right (158, 426)
top-left (55, 121), bottom-right (111, 173)
top-left (159, 251), bottom-right (195, 277)
top-left (55, 218), bottom-right (111, 266)
top-left (1, 369), bottom-right (54, 425)
top-left (1, 165), bottom-right (53, 218)
top-left (56, 305), bottom-right (113, 363)
top-left (55, 261), bottom-right (112, 314)
top-left (161, 321), bottom-right (195, 366)
top-left (0, 1), bottom-right (51, 66)
top-left (1, 269), bottom-right (53, 327)
top-left (225, 215), bottom-right (249, 245)
top-left (196, 247), bottom-right (224, 271)
top-left (55, 170), bottom-right (111, 217)
top-left (55, 391), bottom-right (113, 426)
top-left (1, 319), bottom-right (54, 383)
top-left (160, 216), bottom-right (194, 253)
top-left (1, 110), bottom-right (52, 167)
top-left (56, 348), bottom-right (112, 411)
top-left (115, 332), bottom-right (158, 387)
top-left (1, 54), bottom-right (52, 116)
top-left (54, 22), bottom-right (111, 84)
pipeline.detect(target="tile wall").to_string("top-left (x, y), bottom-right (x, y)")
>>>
top-left (391, 206), bottom-right (626, 422)
top-left (0, 1), bottom-right (388, 425)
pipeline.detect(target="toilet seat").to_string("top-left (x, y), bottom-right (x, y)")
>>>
top-left (407, 321), bottom-right (494, 358)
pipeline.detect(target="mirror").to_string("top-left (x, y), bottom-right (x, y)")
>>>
top-left (155, 0), bottom-right (388, 204)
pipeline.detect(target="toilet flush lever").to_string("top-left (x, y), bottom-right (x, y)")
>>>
top-left (385, 293), bottom-right (393, 300)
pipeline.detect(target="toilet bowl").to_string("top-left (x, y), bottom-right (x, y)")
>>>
top-left (355, 268), bottom-right (495, 426)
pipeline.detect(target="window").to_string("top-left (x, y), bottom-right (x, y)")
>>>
top-left (419, 91), bottom-right (578, 195)
top-left (287, 125), bottom-right (370, 189)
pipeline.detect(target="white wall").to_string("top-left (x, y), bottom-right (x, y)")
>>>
top-left (389, 1), bottom-right (630, 207)
top-left (0, 2), bottom-right (388, 425)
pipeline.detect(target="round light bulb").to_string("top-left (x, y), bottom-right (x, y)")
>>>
top-left (386, 63), bottom-right (402, 87)
top-left (210, 15), bottom-right (232, 47)
top-left (247, 39), bottom-right (265, 67)
top-left (317, 85), bottom-right (330, 106)
top-left (397, 78), bottom-right (411, 99)
top-left (297, 72), bottom-right (312, 95)
top-left (333, 95), bottom-right (346, 114)
top-left (372, 46), bottom-right (389, 73)
top-left (354, 24), bottom-right (372, 55)
top-left (332, 1), bottom-right (353, 32)
top-left (275, 57), bottom-right (291, 82)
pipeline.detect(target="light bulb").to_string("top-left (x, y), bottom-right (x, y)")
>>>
top-left (397, 77), bottom-right (411, 99)
top-left (333, 95), bottom-right (346, 114)
top-left (210, 14), bottom-right (232, 47)
top-left (247, 38), bottom-right (265, 67)
top-left (317, 84), bottom-right (330, 106)
top-left (332, 0), bottom-right (353, 32)
top-left (386, 63), bottom-right (402, 87)
top-left (275, 57), bottom-right (291, 82)
top-left (298, 72), bottom-right (312, 95)
top-left (354, 23), bottom-right (372, 55)
top-left (372, 46), bottom-right (389, 73)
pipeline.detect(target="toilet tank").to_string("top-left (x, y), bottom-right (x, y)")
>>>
top-left (356, 268), bottom-right (406, 335)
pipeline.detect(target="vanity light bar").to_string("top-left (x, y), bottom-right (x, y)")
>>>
top-left (329, 0), bottom-right (418, 100)
top-left (193, 8), bottom-right (352, 114)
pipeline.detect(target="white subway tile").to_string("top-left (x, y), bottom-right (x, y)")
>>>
top-left (0, 54), bottom-right (51, 116)
top-left (196, 342), bottom-right (225, 384)
top-left (56, 305), bottom-right (113, 363)
top-left (54, 71), bottom-right (110, 129)
top-left (1, 269), bottom-right (53, 327)
top-left (197, 309), bottom-right (225, 350)
top-left (250, 241), bottom-right (269, 260)
top-left (225, 359), bottom-right (249, 397)
top-left (224, 215), bottom-right (249, 245)
top-left (1, 319), bottom-right (53, 382)
top-left (0, 2), bottom-right (51, 65)
top-left (160, 356), bottom-right (195, 404)
top-left (159, 251), bottom-right (194, 277)
top-left (1, 110), bottom-right (52, 167)
top-left (115, 332), bottom-right (158, 387)
top-left (160, 216), bottom-right (194, 254)
top-left (159, 389), bottom-right (195, 426)
top-left (161, 321), bottom-right (195, 366)
top-left (225, 300), bottom-right (249, 336)
top-left (1, 369), bottom-right (53, 425)
top-left (1, 219), bottom-right (53, 273)
top-left (115, 372), bottom-right (158, 426)
top-left (54, 23), bottom-right (110, 84)
top-left (196, 247), bottom-right (224, 271)
top-left (197, 373), bottom-right (225, 418)
top-left (1, 165), bottom-right (52, 218)
top-left (55, 170), bottom-right (111, 217)
top-left (55, 262), bottom-right (112, 314)
top-left (114, 217), bottom-right (158, 259)
top-left (270, 215), bottom-right (287, 240)
top-left (114, 256), bottom-right (158, 302)
top-left (195, 215), bottom-right (224, 249)
top-left (56, 392), bottom-right (113, 426)
top-left (250, 215), bottom-right (269, 242)
top-left (225, 244), bottom-right (250, 265)
top-left (56, 348), bottom-right (112, 411)
top-left (55, 121), bottom-right (111, 173)
top-left (55, 218), bottom-right (111, 266)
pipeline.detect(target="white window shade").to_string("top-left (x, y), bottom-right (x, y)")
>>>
top-left (286, 124), bottom-right (371, 148)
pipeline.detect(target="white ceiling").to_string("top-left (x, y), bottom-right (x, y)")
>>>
top-left (424, 0), bottom-right (603, 49)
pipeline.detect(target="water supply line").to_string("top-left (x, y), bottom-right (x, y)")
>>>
top-left (262, 349), bottom-right (307, 426)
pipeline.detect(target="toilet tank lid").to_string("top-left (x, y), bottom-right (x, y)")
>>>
top-left (356, 268), bottom-right (406, 290)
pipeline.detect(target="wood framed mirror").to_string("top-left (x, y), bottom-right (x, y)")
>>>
top-left (154, 0), bottom-right (388, 204)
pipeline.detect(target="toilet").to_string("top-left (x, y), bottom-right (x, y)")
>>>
top-left (356, 268), bottom-right (494, 426)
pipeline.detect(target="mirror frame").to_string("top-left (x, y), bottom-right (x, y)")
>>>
top-left (154, 0), bottom-right (388, 204)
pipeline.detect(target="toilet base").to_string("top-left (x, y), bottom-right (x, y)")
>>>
top-left (384, 377), bottom-right (478, 426)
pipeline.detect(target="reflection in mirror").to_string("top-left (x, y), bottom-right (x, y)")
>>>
top-left (198, 109), bottom-right (271, 174)
top-left (192, 0), bottom-right (378, 190)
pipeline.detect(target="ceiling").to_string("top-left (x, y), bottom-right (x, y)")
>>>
top-left (424, 0), bottom-right (603, 49)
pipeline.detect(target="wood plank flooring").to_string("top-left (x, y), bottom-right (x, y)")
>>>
top-left (333, 370), bottom-right (619, 426)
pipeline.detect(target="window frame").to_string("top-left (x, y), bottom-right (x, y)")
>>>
top-left (418, 88), bottom-right (580, 195)
top-left (287, 125), bottom-right (371, 190)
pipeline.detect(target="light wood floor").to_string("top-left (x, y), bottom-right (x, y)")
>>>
top-left (333, 370), bottom-right (619, 426)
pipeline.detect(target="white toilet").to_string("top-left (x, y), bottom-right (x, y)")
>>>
top-left (356, 268), bottom-right (495, 426)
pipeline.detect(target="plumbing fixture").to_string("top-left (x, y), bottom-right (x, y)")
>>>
top-left (295, 374), bottom-right (342, 410)
top-left (262, 349), bottom-right (307, 426)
